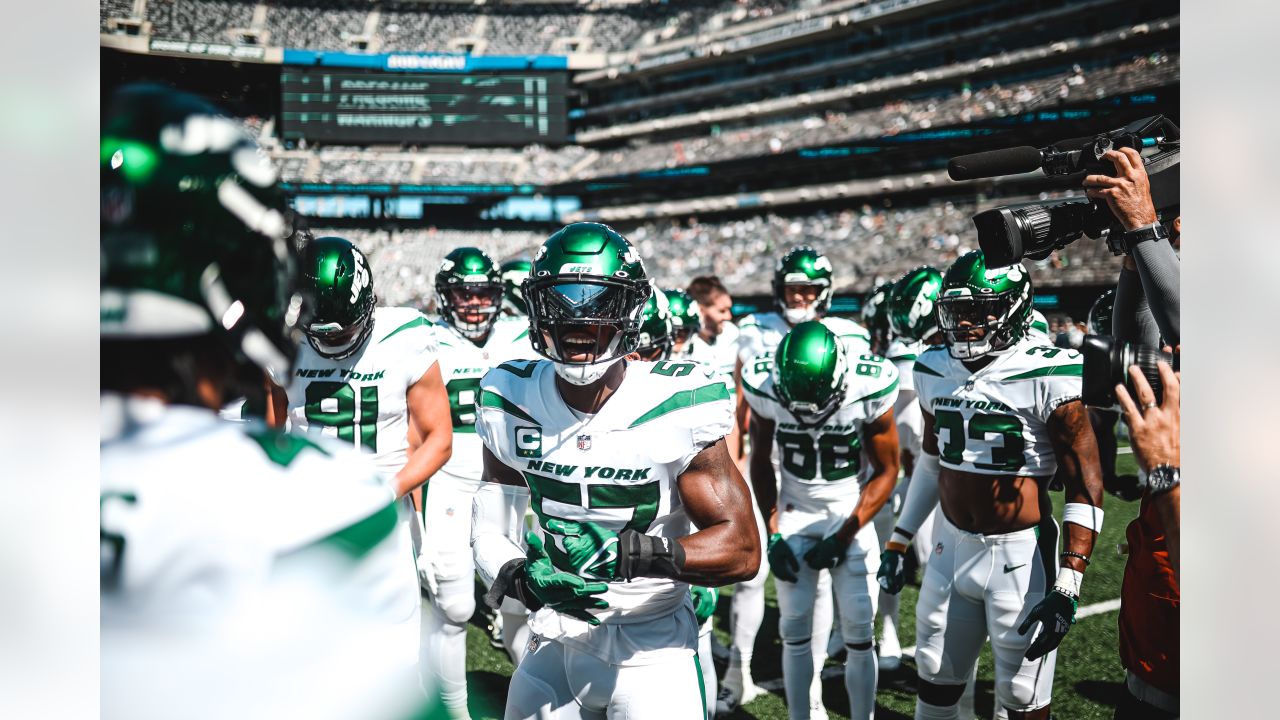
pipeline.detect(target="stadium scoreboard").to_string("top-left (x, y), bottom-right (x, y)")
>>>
top-left (281, 68), bottom-right (567, 145)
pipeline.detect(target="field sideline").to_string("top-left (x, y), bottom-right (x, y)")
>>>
top-left (456, 451), bottom-right (1143, 719)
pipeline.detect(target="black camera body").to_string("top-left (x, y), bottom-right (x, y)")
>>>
top-left (1080, 334), bottom-right (1178, 409)
top-left (953, 116), bottom-right (1180, 268)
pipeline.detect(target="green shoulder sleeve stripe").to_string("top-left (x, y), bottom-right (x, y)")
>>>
top-left (495, 360), bottom-right (538, 378)
top-left (379, 316), bottom-right (432, 344)
top-left (479, 389), bottom-right (537, 423)
top-left (851, 377), bottom-right (899, 404)
top-left (246, 429), bottom-right (328, 467)
top-left (630, 382), bottom-right (730, 428)
top-left (1003, 364), bottom-right (1084, 381)
top-left (740, 378), bottom-right (775, 402)
top-left (913, 361), bottom-right (944, 377)
top-left (318, 501), bottom-right (399, 560)
top-left (840, 330), bottom-right (870, 339)
top-left (890, 353), bottom-right (918, 363)
top-left (513, 327), bottom-right (529, 341)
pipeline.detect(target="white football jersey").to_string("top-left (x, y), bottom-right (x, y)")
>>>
top-left (433, 316), bottom-right (536, 484)
top-left (887, 337), bottom-right (929, 458)
top-left (737, 311), bottom-right (871, 367)
top-left (101, 394), bottom-right (414, 624)
top-left (285, 306), bottom-right (438, 477)
top-left (913, 335), bottom-right (1083, 477)
top-left (475, 358), bottom-right (733, 634)
top-left (681, 321), bottom-right (739, 399)
top-left (741, 355), bottom-right (898, 538)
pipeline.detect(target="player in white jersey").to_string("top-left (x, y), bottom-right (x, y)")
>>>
top-left (100, 85), bottom-right (428, 719)
top-left (500, 258), bottom-right (533, 316)
top-left (421, 247), bottom-right (536, 715)
top-left (879, 252), bottom-right (1105, 720)
top-left (634, 285), bottom-right (721, 719)
top-left (742, 323), bottom-right (900, 720)
top-left (469, 223), bottom-right (760, 720)
top-left (722, 246), bottom-right (870, 715)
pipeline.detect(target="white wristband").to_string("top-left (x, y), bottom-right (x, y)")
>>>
top-left (1053, 567), bottom-right (1084, 599)
top-left (888, 530), bottom-right (913, 548)
top-left (1063, 503), bottom-right (1104, 533)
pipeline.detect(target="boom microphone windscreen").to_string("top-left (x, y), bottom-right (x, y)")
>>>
top-left (947, 146), bottom-right (1043, 181)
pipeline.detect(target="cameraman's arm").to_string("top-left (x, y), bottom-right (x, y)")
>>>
top-left (1085, 147), bottom-right (1180, 345)
top-left (1114, 266), bottom-right (1162, 347)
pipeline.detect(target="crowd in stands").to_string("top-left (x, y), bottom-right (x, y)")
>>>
top-left (115, 0), bottom-right (822, 53)
top-left (317, 191), bottom-right (1112, 308)
top-left (272, 145), bottom-right (591, 186)
top-left (585, 53), bottom-right (1180, 178)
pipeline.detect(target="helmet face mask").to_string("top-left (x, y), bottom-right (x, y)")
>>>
top-left (663, 289), bottom-right (701, 352)
top-left (525, 223), bottom-right (651, 381)
top-left (937, 252), bottom-right (1031, 360)
top-left (500, 259), bottom-right (533, 316)
top-left (302, 236), bottom-right (376, 360)
top-left (772, 321), bottom-right (848, 428)
top-left (436, 247), bottom-right (503, 341)
top-left (773, 246), bottom-right (833, 324)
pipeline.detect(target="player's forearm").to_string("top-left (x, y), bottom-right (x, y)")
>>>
top-left (677, 519), bottom-right (760, 585)
top-left (841, 471), bottom-right (895, 544)
top-left (748, 455), bottom-right (778, 533)
top-left (394, 431), bottom-right (452, 497)
top-left (892, 452), bottom-right (940, 542)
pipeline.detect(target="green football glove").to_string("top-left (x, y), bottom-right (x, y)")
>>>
top-left (690, 585), bottom-right (719, 625)
top-left (877, 549), bottom-right (907, 595)
top-left (524, 531), bottom-right (609, 625)
top-left (767, 533), bottom-right (800, 583)
top-left (1017, 587), bottom-right (1079, 660)
top-left (803, 533), bottom-right (848, 570)
top-left (546, 519), bottom-right (621, 581)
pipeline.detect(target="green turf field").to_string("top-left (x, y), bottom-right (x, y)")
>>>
top-left (460, 450), bottom-right (1142, 719)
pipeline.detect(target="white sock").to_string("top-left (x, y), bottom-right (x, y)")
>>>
top-left (782, 637), bottom-right (814, 720)
top-left (915, 699), bottom-right (961, 720)
top-left (878, 590), bottom-right (900, 654)
top-left (810, 571), bottom-right (834, 705)
top-left (698, 632), bottom-right (716, 720)
top-left (729, 577), bottom-right (767, 690)
top-left (501, 610), bottom-right (530, 666)
top-left (958, 666), bottom-right (976, 719)
top-left (844, 645), bottom-right (878, 720)
top-left (424, 616), bottom-right (469, 716)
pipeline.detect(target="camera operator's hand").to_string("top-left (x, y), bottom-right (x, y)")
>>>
top-left (1114, 359), bottom-right (1179, 472)
top-left (1083, 147), bottom-right (1159, 232)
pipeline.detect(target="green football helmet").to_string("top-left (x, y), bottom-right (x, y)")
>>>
top-left (524, 222), bottom-right (652, 384)
top-left (100, 83), bottom-right (303, 386)
top-left (302, 236), bottom-right (377, 359)
top-left (663, 288), bottom-right (702, 349)
top-left (772, 321), bottom-right (849, 427)
top-left (936, 251), bottom-right (1033, 360)
top-left (862, 281), bottom-right (895, 354)
top-left (1087, 288), bottom-right (1116, 336)
top-left (887, 266), bottom-right (943, 342)
top-left (773, 246), bottom-right (834, 324)
top-left (436, 246), bottom-right (503, 341)
top-left (500, 258), bottom-right (533, 316)
top-left (635, 285), bottom-right (674, 361)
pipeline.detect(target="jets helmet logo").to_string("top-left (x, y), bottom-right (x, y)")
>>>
top-left (349, 251), bottom-right (370, 304)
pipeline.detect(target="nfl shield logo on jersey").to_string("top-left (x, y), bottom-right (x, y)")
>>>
top-left (577, 435), bottom-right (591, 451)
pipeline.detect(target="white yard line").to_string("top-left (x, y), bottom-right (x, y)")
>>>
top-left (755, 597), bottom-right (1127, 690)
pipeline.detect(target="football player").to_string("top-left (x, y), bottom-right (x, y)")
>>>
top-left (664, 288), bottom-right (702, 358)
top-left (101, 85), bottom-right (428, 718)
top-left (742, 323), bottom-right (900, 720)
top-left (635, 285), bottom-right (675, 361)
top-left (469, 222), bottom-right (760, 719)
top-left (685, 275), bottom-right (744, 464)
top-left (721, 246), bottom-right (871, 715)
top-left (879, 251), bottom-right (1105, 720)
top-left (420, 247), bottom-right (536, 715)
top-left (873, 266), bottom-right (944, 672)
top-left (500, 258), bottom-right (533, 316)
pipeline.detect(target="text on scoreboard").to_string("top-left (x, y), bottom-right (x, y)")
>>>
top-left (280, 68), bottom-right (567, 145)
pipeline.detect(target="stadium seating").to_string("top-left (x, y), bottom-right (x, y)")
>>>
top-left (264, 0), bottom-right (368, 51)
top-left (146, 0), bottom-right (255, 44)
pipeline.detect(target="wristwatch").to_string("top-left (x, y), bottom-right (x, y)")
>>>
top-left (1107, 221), bottom-right (1170, 255)
top-left (1144, 464), bottom-right (1180, 495)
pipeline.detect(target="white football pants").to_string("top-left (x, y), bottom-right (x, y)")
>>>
top-left (775, 524), bottom-right (880, 720)
top-left (420, 475), bottom-right (480, 715)
top-left (914, 514), bottom-right (1058, 715)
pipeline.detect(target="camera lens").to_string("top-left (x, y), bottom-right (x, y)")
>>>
top-left (973, 199), bottom-right (1093, 267)
top-left (1081, 335), bottom-right (1177, 408)
top-left (1121, 343), bottom-right (1177, 406)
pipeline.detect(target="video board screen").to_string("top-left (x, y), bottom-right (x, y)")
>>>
top-left (281, 68), bottom-right (567, 145)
